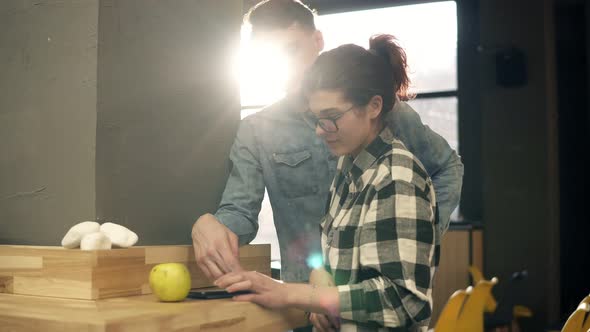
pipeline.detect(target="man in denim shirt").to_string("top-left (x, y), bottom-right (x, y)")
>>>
top-left (192, 0), bottom-right (463, 284)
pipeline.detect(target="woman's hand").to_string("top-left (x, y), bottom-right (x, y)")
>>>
top-left (309, 268), bottom-right (340, 331)
top-left (309, 267), bottom-right (334, 287)
top-left (215, 271), bottom-right (290, 309)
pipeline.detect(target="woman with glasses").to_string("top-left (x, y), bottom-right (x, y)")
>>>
top-left (216, 34), bottom-right (439, 332)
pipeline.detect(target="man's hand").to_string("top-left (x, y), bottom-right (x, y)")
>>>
top-left (192, 213), bottom-right (243, 280)
top-left (309, 313), bottom-right (340, 332)
top-left (309, 267), bottom-right (334, 287)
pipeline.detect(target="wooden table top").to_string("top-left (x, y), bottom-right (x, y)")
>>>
top-left (0, 292), bottom-right (308, 332)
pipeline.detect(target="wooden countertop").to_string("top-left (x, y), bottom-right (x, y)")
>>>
top-left (0, 292), bottom-right (308, 332)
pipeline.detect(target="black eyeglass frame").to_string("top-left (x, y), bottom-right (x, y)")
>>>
top-left (302, 105), bottom-right (356, 133)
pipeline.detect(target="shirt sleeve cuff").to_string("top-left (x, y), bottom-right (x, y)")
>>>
top-left (214, 210), bottom-right (257, 245)
top-left (337, 284), bottom-right (367, 322)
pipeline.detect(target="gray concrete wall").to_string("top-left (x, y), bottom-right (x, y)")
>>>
top-left (95, 0), bottom-right (241, 244)
top-left (0, 0), bottom-right (99, 244)
top-left (0, 0), bottom-right (241, 245)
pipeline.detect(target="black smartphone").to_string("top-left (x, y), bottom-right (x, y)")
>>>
top-left (187, 290), bottom-right (252, 299)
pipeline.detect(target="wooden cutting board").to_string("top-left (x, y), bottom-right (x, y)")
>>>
top-left (0, 244), bottom-right (270, 300)
top-left (0, 292), bottom-right (307, 332)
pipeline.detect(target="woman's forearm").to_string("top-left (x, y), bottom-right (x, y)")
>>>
top-left (285, 283), bottom-right (340, 316)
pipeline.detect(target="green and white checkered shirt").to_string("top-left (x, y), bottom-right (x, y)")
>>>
top-left (321, 127), bottom-right (440, 332)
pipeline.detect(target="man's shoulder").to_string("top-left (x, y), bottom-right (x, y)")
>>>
top-left (237, 98), bottom-right (315, 152)
top-left (242, 97), bottom-right (299, 123)
top-left (386, 100), bottom-right (456, 177)
top-left (388, 100), bottom-right (419, 120)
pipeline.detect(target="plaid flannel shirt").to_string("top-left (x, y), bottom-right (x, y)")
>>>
top-left (321, 127), bottom-right (440, 332)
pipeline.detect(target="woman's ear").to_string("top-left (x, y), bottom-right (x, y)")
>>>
top-left (367, 95), bottom-right (383, 120)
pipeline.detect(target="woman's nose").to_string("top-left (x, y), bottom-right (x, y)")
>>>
top-left (315, 124), bottom-right (327, 138)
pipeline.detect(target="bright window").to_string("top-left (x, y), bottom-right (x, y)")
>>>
top-left (318, 2), bottom-right (457, 94)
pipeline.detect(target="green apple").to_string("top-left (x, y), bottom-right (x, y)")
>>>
top-left (149, 263), bottom-right (191, 302)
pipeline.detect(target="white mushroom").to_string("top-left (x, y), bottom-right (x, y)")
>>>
top-left (61, 221), bottom-right (100, 249)
top-left (80, 232), bottom-right (112, 250)
top-left (99, 222), bottom-right (138, 248)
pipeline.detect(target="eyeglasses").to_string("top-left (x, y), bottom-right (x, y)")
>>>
top-left (302, 105), bottom-right (355, 133)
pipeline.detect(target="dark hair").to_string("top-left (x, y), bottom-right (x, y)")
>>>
top-left (244, 0), bottom-right (317, 36)
top-left (302, 34), bottom-right (412, 116)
